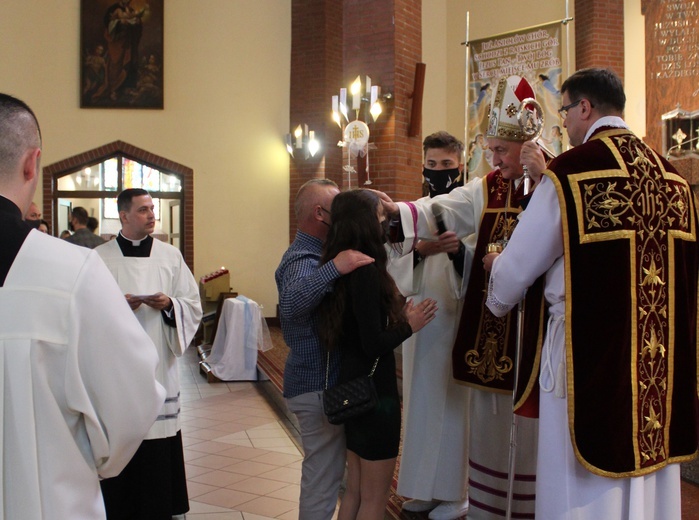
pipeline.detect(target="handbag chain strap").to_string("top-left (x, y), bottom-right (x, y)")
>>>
top-left (325, 351), bottom-right (381, 389)
top-left (368, 357), bottom-right (380, 377)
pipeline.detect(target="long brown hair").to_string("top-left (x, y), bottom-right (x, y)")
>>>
top-left (317, 189), bottom-right (405, 351)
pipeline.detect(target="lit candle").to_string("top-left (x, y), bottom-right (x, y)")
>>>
top-left (308, 131), bottom-right (320, 157)
top-left (351, 76), bottom-right (361, 110)
top-left (294, 125), bottom-right (303, 149)
top-left (339, 88), bottom-right (348, 121)
top-left (332, 95), bottom-right (341, 126)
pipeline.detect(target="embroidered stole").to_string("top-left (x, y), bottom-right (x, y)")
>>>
top-left (452, 170), bottom-right (546, 413)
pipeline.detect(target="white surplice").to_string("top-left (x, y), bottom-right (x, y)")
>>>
top-left (96, 238), bottom-right (202, 439)
top-left (487, 176), bottom-right (681, 520)
top-left (394, 179), bottom-right (538, 518)
top-left (0, 231), bottom-right (164, 520)
top-left (389, 197), bottom-right (472, 502)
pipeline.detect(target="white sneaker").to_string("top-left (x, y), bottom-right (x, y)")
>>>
top-left (428, 498), bottom-right (470, 520)
top-left (401, 498), bottom-right (440, 512)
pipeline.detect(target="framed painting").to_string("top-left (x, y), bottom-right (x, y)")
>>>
top-left (80, 0), bottom-right (164, 109)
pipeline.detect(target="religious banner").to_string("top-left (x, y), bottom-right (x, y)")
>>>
top-left (466, 22), bottom-right (564, 179)
top-left (643, 0), bottom-right (699, 152)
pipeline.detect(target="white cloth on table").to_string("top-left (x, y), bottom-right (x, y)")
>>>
top-left (207, 296), bottom-right (272, 381)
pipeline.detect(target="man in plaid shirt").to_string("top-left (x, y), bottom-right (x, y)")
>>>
top-left (275, 179), bottom-right (373, 519)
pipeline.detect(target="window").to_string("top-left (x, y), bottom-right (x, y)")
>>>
top-left (44, 141), bottom-right (194, 270)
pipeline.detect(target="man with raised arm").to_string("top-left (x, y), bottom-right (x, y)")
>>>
top-left (378, 75), bottom-right (548, 518)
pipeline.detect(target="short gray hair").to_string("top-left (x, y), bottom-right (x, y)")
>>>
top-left (0, 94), bottom-right (41, 180)
top-left (294, 178), bottom-right (338, 219)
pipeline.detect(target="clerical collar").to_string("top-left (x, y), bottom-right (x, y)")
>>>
top-left (584, 116), bottom-right (628, 144)
top-left (116, 232), bottom-right (154, 257)
top-left (118, 230), bottom-right (149, 246)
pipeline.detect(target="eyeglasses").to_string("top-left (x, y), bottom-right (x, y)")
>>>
top-left (319, 206), bottom-right (331, 215)
top-left (557, 99), bottom-right (582, 118)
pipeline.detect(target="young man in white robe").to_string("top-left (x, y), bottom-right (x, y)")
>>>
top-left (485, 67), bottom-right (699, 519)
top-left (388, 131), bottom-right (471, 520)
top-left (97, 188), bottom-right (202, 520)
top-left (0, 93), bottom-right (165, 520)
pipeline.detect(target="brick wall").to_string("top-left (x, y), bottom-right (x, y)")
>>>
top-left (574, 0), bottom-right (625, 80)
top-left (288, 0), bottom-right (423, 241)
top-left (287, 0), bottom-right (630, 242)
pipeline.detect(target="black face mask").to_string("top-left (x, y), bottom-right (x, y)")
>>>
top-left (422, 167), bottom-right (462, 197)
top-left (25, 219), bottom-right (41, 230)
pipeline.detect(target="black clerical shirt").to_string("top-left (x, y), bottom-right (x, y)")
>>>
top-left (115, 231), bottom-right (176, 326)
top-left (0, 195), bottom-right (33, 286)
top-left (115, 232), bottom-right (153, 257)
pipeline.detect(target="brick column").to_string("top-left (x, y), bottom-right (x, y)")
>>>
top-left (574, 0), bottom-right (625, 80)
top-left (288, 0), bottom-right (424, 241)
top-left (288, 0), bottom-right (344, 243)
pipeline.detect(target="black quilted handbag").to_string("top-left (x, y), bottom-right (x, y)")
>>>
top-left (323, 356), bottom-right (380, 425)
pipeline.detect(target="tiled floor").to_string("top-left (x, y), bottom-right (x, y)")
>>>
top-left (179, 347), bottom-right (314, 520)
top-left (179, 344), bottom-right (699, 520)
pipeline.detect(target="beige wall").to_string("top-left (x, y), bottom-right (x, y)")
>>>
top-left (624, 0), bottom-right (646, 137)
top-left (421, 0), bottom-right (449, 138)
top-left (0, 0), bottom-right (653, 317)
top-left (423, 0), bottom-right (646, 146)
top-left (1, 0), bottom-right (291, 315)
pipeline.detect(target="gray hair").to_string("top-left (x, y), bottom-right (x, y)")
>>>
top-left (294, 178), bottom-right (338, 219)
top-left (0, 94), bottom-right (41, 180)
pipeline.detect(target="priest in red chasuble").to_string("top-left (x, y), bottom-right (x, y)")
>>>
top-left (485, 67), bottom-right (699, 520)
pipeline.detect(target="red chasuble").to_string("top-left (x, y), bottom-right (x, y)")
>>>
top-left (546, 128), bottom-right (699, 476)
top-left (452, 169), bottom-right (546, 414)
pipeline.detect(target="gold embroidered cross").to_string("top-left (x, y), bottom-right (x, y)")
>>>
top-left (568, 134), bottom-right (695, 469)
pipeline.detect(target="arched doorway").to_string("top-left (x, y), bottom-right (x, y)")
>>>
top-left (43, 141), bottom-right (194, 270)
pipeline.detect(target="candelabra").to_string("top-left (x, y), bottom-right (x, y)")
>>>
top-left (331, 75), bottom-right (392, 186)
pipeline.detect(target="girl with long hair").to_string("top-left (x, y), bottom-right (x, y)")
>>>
top-left (318, 189), bottom-right (437, 519)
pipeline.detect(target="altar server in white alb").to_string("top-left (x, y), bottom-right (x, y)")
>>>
top-left (0, 93), bottom-right (165, 520)
top-left (97, 188), bottom-right (202, 520)
top-left (388, 131), bottom-right (471, 520)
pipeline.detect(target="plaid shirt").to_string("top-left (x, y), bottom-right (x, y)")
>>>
top-left (275, 231), bottom-right (341, 398)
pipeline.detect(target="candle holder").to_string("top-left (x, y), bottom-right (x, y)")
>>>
top-left (331, 75), bottom-right (392, 186)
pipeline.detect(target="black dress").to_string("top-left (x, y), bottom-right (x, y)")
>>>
top-left (337, 264), bottom-right (412, 460)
